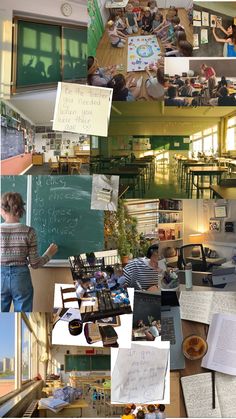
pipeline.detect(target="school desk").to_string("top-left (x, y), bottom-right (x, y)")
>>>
top-left (30, 267), bottom-right (74, 312)
top-left (210, 185), bottom-right (236, 199)
top-left (99, 167), bottom-right (145, 198)
top-left (91, 384), bottom-right (111, 417)
top-left (188, 166), bottom-right (228, 198)
top-left (38, 399), bottom-right (89, 417)
top-left (52, 284), bottom-right (134, 348)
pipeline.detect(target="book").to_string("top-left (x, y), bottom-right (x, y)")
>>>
top-left (99, 325), bottom-right (118, 346)
top-left (181, 372), bottom-right (236, 418)
top-left (38, 398), bottom-right (69, 413)
top-left (179, 291), bottom-right (236, 324)
top-left (201, 313), bottom-right (236, 375)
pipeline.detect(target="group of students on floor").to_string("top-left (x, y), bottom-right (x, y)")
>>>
top-left (106, 2), bottom-right (192, 57)
top-left (122, 404), bottom-right (166, 419)
top-left (164, 66), bottom-right (236, 106)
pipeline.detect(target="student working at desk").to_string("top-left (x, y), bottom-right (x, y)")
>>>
top-left (1, 192), bottom-right (58, 311)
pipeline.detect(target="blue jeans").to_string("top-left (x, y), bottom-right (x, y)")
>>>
top-left (1, 265), bottom-right (33, 312)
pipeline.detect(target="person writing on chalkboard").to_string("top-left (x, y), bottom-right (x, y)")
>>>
top-left (212, 23), bottom-right (236, 57)
top-left (1, 192), bottom-right (58, 312)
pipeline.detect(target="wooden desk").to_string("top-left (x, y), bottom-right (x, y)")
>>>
top-left (38, 399), bottom-right (89, 417)
top-left (186, 256), bottom-right (226, 266)
top-left (189, 166), bottom-right (228, 198)
top-left (210, 185), bottom-right (236, 199)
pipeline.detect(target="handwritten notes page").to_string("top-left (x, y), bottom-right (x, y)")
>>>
top-left (111, 343), bottom-right (169, 403)
top-left (181, 373), bottom-right (222, 418)
top-left (180, 291), bottom-right (236, 324)
top-left (53, 83), bottom-right (113, 136)
top-left (216, 373), bottom-right (236, 417)
top-left (202, 313), bottom-right (236, 375)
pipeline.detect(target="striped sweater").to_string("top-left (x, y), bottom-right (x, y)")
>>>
top-left (1, 223), bottom-right (50, 268)
top-left (123, 257), bottom-right (161, 289)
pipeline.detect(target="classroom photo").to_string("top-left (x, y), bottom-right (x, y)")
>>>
top-left (90, 104), bottom-right (236, 199)
top-left (88, 0), bottom-right (193, 101)
top-left (164, 57), bottom-right (236, 106)
top-left (193, 1), bottom-right (236, 57)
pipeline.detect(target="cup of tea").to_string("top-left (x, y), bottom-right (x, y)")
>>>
top-left (182, 334), bottom-right (208, 360)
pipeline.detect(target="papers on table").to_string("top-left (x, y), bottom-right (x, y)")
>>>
top-left (38, 397), bottom-right (69, 413)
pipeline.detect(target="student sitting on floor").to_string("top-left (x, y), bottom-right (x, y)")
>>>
top-left (132, 0), bottom-right (142, 27)
top-left (125, 3), bottom-right (138, 34)
top-left (145, 405), bottom-right (157, 419)
top-left (157, 405), bottom-right (166, 419)
top-left (151, 12), bottom-right (163, 32)
top-left (172, 15), bottom-right (184, 30)
top-left (179, 78), bottom-right (193, 97)
top-left (107, 20), bottom-right (127, 48)
top-left (87, 56), bottom-right (115, 87)
top-left (145, 66), bottom-right (165, 99)
top-left (148, 0), bottom-right (158, 18)
top-left (122, 407), bottom-right (135, 419)
top-left (164, 29), bottom-right (186, 52)
top-left (153, 14), bottom-right (174, 42)
top-left (218, 87), bottom-right (236, 106)
top-left (1, 192), bottom-right (58, 312)
top-left (141, 7), bottom-right (153, 34)
top-left (165, 86), bottom-right (188, 106)
top-left (108, 74), bottom-right (142, 101)
top-left (112, 11), bottom-right (128, 34)
top-left (165, 39), bottom-right (193, 56)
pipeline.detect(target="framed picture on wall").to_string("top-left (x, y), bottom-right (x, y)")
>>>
top-left (201, 29), bottom-right (208, 44)
top-left (209, 219), bottom-right (221, 232)
top-left (193, 10), bottom-right (201, 21)
top-left (214, 205), bottom-right (227, 218)
top-left (202, 11), bottom-right (209, 26)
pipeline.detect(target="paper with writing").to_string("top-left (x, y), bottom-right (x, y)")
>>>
top-left (111, 343), bottom-right (169, 403)
top-left (216, 373), bottom-right (236, 417)
top-left (180, 291), bottom-right (236, 324)
top-left (53, 83), bottom-right (113, 137)
top-left (202, 313), bottom-right (236, 375)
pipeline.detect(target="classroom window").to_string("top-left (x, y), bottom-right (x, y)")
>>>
top-left (13, 18), bottom-right (87, 92)
top-left (226, 117), bottom-right (236, 151)
top-left (190, 126), bottom-right (218, 154)
top-left (0, 314), bottom-right (16, 398)
top-left (21, 319), bottom-right (31, 382)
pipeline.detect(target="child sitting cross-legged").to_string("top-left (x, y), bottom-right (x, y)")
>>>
top-left (107, 20), bottom-right (127, 48)
top-left (141, 7), bottom-right (153, 34)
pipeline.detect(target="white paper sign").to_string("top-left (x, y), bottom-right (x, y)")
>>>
top-left (174, 142), bottom-right (180, 147)
top-left (53, 83), bottom-right (113, 136)
top-left (183, 138), bottom-right (190, 143)
top-left (111, 343), bottom-right (169, 403)
top-left (91, 174), bottom-right (120, 211)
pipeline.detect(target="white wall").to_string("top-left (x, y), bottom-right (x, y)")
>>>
top-left (97, 0), bottom-right (109, 25)
top-left (0, 0), bottom-right (88, 98)
top-left (165, 58), bottom-right (190, 77)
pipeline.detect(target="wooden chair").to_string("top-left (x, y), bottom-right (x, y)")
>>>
top-left (48, 158), bottom-right (59, 175)
top-left (70, 160), bottom-right (81, 175)
top-left (60, 286), bottom-right (79, 308)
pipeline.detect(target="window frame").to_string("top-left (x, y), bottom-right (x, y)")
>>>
top-left (12, 16), bottom-right (87, 94)
top-left (190, 125), bottom-right (218, 154)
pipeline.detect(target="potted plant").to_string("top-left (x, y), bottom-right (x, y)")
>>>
top-left (117, 232), bottom-right (131, 265)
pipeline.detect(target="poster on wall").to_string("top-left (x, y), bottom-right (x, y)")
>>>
top-left (210, 14), bottom-right (217, 27)
top-left (193, 33), bottom-right (199, 49)
top-left (217, 17), bottom-right (222, 26)
top-left (202, 11), bottom-right (209, 26)
top-left (193, 20), bottom-right (201, 27)
top-left (201, 28), bottom-right (208, 44)
top-left (193, 10), bottom-right (201, 20)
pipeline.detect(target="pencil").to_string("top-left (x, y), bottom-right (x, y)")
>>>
top-left (211, 370), bottom-right (216, 409)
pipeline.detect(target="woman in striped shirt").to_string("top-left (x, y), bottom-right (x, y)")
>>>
top-left (1, 192), bottom-right (58, 312)
top-left (123, 244), bottom-right (166, 290)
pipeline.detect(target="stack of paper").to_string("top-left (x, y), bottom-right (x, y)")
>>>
top-left (39, 397), bottom-right (69, 413)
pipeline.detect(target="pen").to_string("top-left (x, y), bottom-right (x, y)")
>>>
top-left (211, 370), bottom-right (215, 409)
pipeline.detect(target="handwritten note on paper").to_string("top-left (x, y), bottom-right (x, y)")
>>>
top-left (53, 83), bottom-right (113, 137)
top-left (91, 174), bottom-right (119, 211)
top-left (111, 343), bottom-right (169, 404)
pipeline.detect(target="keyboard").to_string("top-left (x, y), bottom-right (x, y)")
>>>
top-left (161, 317), bottom-right (176, 345)
top-left (80, 289), bottom-right (132, 321)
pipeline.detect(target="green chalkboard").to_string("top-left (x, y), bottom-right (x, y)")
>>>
top-left (16, 19), bottom-right (87, 88)
top-left (150, 136), bottom-right (190, 150)
top-left (65, 355), bottom-right (110, 372)
top-left (31, 176), bottom-right (104, 259)
top-left (1, 175), bottom-right (27, 224)
top-left (91, 355), bottom-right (110, 371)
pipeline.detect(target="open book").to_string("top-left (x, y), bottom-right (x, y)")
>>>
top-left (201, 313), bottom-right (236, 375)
top-left (179, 291), bottom-right (236, 324)
top-left (181, 372), bottom-right (236, 418)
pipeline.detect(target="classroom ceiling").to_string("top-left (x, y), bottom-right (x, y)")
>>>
top-left (8, 93), bottom-right (236, 136)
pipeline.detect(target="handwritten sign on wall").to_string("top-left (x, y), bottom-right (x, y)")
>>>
top-left (53, 83), bottom-right (113, 136)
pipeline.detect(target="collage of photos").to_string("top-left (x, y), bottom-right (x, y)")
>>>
top-left (0, 0), bottom-right (236, 418)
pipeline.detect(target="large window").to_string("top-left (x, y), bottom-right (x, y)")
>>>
top-left (190, 126), bottom-right (218, 155)
top-left (13, 18), bottom-right (87, 92)
top-left (0, 314), bottom-right (15, 398)
top-left (226, 116), bottom-right (236, 151)
top-left (0, 313), bottom-right (47, 403)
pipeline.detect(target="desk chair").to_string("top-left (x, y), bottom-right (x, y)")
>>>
top-left (49, 158), bottom-right (59, 175)
top-left (177, 244), bottom-right (209, 272)
top-left (70, 160), bottom-right (81, 175)
top-left (60, 286), bottom-right (79, 308)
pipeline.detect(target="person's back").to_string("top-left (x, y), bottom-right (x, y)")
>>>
top-left (179, 84), bottom-right (193, 97)
top-left (165, 97), bottom-right (186, 106)
top-left (145, 413), bottom-right (157, 419)
top-left (218, 94), bottom-right (236, 106)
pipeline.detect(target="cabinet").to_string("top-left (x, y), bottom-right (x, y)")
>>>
top-left (32, 154), bottom-right (44, 165)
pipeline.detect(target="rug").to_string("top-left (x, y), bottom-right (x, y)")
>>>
top-left (127, 35), bottom-right (161, 72)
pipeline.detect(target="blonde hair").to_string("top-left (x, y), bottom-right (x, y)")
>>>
top-left (1, 192), bottom-right (25, 218)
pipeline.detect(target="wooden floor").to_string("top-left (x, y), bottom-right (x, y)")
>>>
top-left (96, 8), bottom-right (193, 100)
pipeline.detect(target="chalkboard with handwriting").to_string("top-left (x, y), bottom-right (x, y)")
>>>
top-left (1, 126), bottom-right (25, 160)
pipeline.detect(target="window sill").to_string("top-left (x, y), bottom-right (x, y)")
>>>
top-left (0, 381), bottom-right (42, 417)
